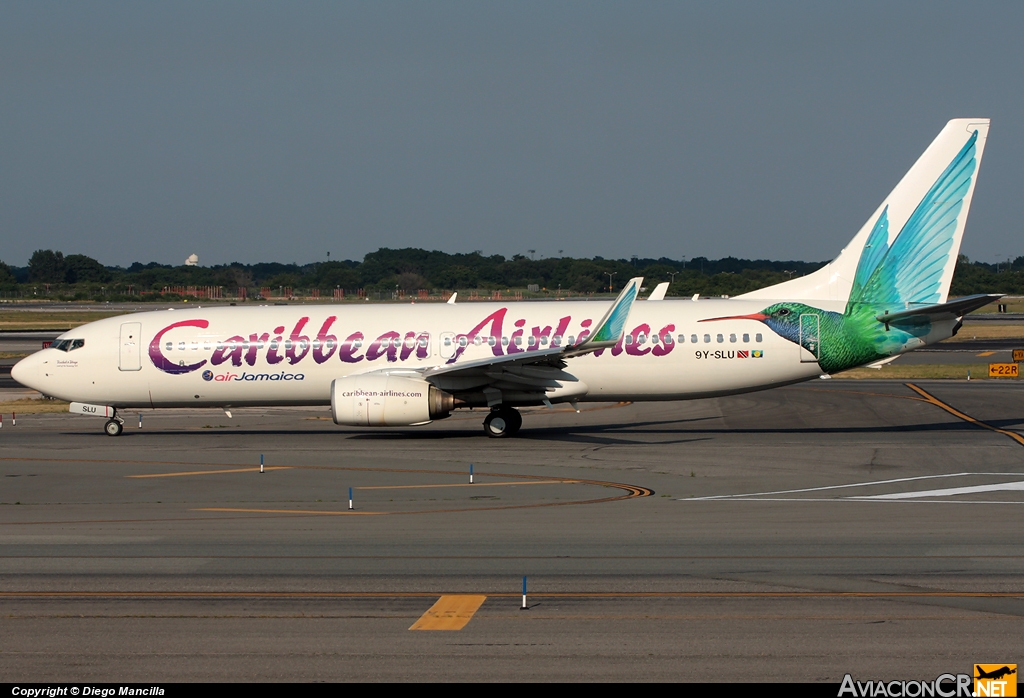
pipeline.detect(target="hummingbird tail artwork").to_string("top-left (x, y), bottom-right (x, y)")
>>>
top-left (702, 119), bottom-right (999, 375)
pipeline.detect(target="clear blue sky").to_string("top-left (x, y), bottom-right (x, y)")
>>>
top-left (2, 1), bottom-right (1022, 267)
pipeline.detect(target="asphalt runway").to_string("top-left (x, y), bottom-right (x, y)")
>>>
top-left (2, 380), bottom-right (1024, 681)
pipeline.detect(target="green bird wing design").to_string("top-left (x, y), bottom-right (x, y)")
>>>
top-left (848, 130), bottom-right (978, 309)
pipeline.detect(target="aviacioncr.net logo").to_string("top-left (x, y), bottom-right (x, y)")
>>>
top-left (839, 673), bottom-right (973, 697)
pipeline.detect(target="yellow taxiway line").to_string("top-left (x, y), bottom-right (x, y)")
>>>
top-left (127, 467), bottom-right (292, 478)
top-left (195, 508), bottom-right (384, 516)
top-left (409, 595), bottom-right (488, 630)
top-left (356, 480), bottom-right (572, 490)
top-left (906, 383), bottom-right (1024, 448)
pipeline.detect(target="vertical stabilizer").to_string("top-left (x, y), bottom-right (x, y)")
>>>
top-left (740, 119), bottom-right (989, 304)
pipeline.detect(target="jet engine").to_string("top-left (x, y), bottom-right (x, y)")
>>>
top-left (331, 374), bottom-right (454, 426)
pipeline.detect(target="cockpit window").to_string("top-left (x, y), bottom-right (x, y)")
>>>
top-left (52, 339), bottom-right (85, 352)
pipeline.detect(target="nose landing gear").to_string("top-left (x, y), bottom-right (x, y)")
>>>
top-left (104, 414), bottom-right (125, 436)
top-left (483, 406), bottom-right (522, 438)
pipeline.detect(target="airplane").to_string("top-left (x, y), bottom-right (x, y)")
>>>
top-left (11, 118), bottom-right (999, 438)
top-left (975, 666), bottom-right (1016, 681)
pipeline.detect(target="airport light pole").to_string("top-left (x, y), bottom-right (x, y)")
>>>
top-left (604, 271), bottom-right (617, 293)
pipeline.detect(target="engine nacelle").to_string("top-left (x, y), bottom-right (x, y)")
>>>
top-left (331, 374), bottom-right (454, 426)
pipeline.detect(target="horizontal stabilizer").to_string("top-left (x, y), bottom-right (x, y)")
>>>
top-left (874, 293), bottom-right (1001, 325)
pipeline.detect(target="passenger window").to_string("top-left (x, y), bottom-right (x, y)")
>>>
top-left (488, 336), bottom-right (497, 347)
top-left (625, 335), bottom-right (633, 345)
top-left (443, 337), bottom-right (452, 346)
top-left (677, 334), bottom-right (685, 344)
top-left (269, 340), bottom-right (278, 350)
top-left (501, 336), bottom-right (509, 346)
top-left (664, 334), bottom-right (673, 344)
top-left (703, 334), bottom-right (710, 343)
top-left (756, 333), bottom-right (763, 342)
top-left (528, 336), bottom-right (537, 347)
top-left (637, 334), bottom-right (646, 344)
top-left (742, 333), bottom-right (749, 343)
top-left (327, 339), bottom-right (336, 349)
top-left (729, 334), bottom-right (736, 343)
top-left (473, 336), bottom-right (482, 346)
top-left (552, 334), bottom-right (562, 346)
top-left (651, 334), bottom-right (659, 344)
top-left (540, 336), bottom-right (548, 345)
top-left (165, 341), bottom-right (173, 352)
top-left (418, 335), bottom-right (429, 348)
top-left (285, 340), bottom-right (293, 350)
top-left (692, 334), bottom-right (699, 344)
top-left (716, 334), bottom-right (724, 343)
top-left (566, 335), bottom-right (574, 346)
top-left (178, 341), bottom-right (185, 351)
top-left (514, 336), bottom-right (522, 346)
top-left (458, 336), bottom-right (468, 347)
top-left (354, 339), bottom-right (363, 349)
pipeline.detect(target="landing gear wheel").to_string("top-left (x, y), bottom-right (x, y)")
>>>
top-left (483, 407), bottom-right (522, 438)
top-left (104, 419), bottom-right (123, 437)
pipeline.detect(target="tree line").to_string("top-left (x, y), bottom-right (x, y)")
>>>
top-left (1, 248), bottom-right (1022, 300)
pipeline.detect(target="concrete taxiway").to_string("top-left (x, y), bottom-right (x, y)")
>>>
top-left (2, 380), bottom-right (1023, 681)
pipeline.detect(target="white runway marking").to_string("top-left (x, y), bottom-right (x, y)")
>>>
top-left (850, 480), bottom-right (1024, 500)
top-left (683, 473), bottom-right (1024, 504)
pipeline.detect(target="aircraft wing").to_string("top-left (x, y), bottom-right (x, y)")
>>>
top-left (419, 277), bottom-right (643, 393)
top-left (875, 293), bottom-right (1002, 326)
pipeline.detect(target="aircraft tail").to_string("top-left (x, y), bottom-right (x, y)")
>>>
top-left (739, 119), bottom-right (990, 305)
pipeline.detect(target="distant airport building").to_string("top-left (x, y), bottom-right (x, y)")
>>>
top-left (185, 254), bottom-right (199, 266)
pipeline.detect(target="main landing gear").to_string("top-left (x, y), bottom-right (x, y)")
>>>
top-left (483, 406), bottom-right (522, 438)
top-left (104, 412), bottom-right (125, 437)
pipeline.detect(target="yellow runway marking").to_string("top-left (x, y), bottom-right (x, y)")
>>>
top-left (976, 351), bottom-right (997, 357)
top-left (195, 508), bottom-right (384, 516)
top-left (409, 595), bottom-right (487, 630)
top-left (127, 467), bottom-right (292, 478)
top-left (906, 383), bottom-right (1024, 448)
top-left (357, 480), bottom-right (572, 490)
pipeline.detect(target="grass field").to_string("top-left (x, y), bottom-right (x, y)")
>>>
top-left (971, 297), bottom-right (1024, 314)
top-left (951, 324), bottom-right (1024, 340)
top-left (0, 310), bottom-right (123, 330)
top-left (0, 398), bottom-right (71, 414)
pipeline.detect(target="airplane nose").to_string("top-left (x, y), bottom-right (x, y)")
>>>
top-left (10, 354), bottom-right (40, 390)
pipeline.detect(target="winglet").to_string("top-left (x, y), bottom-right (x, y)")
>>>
top-left (572, 277), bottom-right (642, 351)
top-left (447, 292), bottom-right (457, 305)
top-left (647, 282), bottom-right (669, 301)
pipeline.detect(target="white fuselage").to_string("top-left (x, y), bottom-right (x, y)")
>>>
top-left (11, 298), bottom-right (955, 410)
